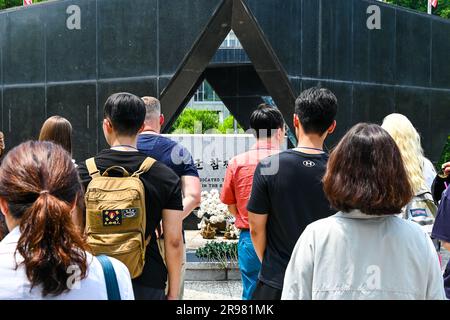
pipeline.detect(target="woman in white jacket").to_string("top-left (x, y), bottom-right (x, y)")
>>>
top-left (0, 141), bottom-right (134, 300)
top-left (282, 123), bottom-right (445, 300)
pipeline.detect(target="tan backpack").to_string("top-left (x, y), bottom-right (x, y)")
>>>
top-left (84, 157), bottom-right (156, 279)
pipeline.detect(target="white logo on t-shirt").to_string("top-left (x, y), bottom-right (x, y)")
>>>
top-left (303, 160), bottom-right (316, 168)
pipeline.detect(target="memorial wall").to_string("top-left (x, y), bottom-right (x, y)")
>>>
top-left (164, 134), bottom-right (288, 192)
top-left (0, 0), bottom-right (449, 162)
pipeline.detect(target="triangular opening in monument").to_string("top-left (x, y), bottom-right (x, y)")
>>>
top-left (160, 0), bottom-right (297, 145)
top-left (168, 30), bottom-right (297, 142)
top-left (168, 79), bottom-right (244, 134)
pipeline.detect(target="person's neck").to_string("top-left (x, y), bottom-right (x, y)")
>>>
top-left (141, 124), bottom-right (160, 135)
top-left (256, 137), bottom-right (281, 149)
top-left (6, 217), bottom-right (19, 232)
top-left (109, 136), bottom-right (138, 151)
top-left (295, 134), bottom-right (325, 154)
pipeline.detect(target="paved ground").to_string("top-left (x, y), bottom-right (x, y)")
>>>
top-left (184, 281), bottom-right (242, 300)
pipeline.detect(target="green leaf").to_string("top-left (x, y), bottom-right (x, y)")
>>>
top-left (195, 241), bottom-right (239, 268)
top-left (385, 0), bottom-right (450, 19)
top-left (437, 135), bottom-right (450, 173)
top-left (169, 109), bottom-right (220, 134)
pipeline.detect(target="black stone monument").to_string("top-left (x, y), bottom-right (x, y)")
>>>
top-left (0, 0), bottom-right (449, 162)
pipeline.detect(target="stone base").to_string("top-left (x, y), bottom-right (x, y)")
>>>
top-left (185, 261), bottom-right (241, 281)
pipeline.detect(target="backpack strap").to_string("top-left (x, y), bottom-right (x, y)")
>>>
top-left (86, 158), bottom-right (101, 178)
top-left (97, 255), bottom-right (121, 301)
top-left (102, 166), bottom-right (130, 177)
top-left (131, 157), bottom-right (156, 178)
top-left (145, 234), bottom-right (152, 247)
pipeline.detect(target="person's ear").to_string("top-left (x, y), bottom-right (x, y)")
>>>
top-left (0, 197), bottom-right (10, 218)
top-left (293, 114), bottom-right (299, 129)
top-left (138, 123), bottom-right (145, 134)
top-left (160, 114), bottom-right (165, 127)
top-left (102, 119), bottom-right (114, 146)
top-left (103, 119), bottom-right (113, 133)
top-left (327, 120), bottom-right (337, 134)
top-left (277, 127), bottom-right (284, 140)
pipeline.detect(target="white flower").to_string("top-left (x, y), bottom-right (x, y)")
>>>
top-left (218, 204), bottom-right (228, 213)
top-left (197, 210), bottom-right (205, 219)
top-left (209, 216), bottom-right (217, 224)
top-left (199, 190), bottom-right (235, 220)
top-left (211, 216), bottom-right (225, 224)
top-left (198, 218), bottom-right (207, 230)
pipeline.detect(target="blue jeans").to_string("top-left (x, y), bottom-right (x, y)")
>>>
top-left (238, 230), bottom-right (261, 300)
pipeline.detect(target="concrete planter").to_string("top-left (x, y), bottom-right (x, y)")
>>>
top-left (185, 261), bottom-right (241, 281)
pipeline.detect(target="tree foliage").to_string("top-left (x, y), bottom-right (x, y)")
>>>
top-left (218, 116), bottom-right (244, 134)
top-left (169, 109), bottom-right (220, 134)
top-left (2, 0), bottom-right (449, 19)
top-left (386, 0), bottom-right (450, 19)
top-left (437, 135), bottom-right (450, 172)
top-left (0, 0), bottom-right (46, 10)
top-left (170, 110), bottom-right (244, 134)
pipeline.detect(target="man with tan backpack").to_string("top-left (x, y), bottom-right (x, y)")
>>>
top-left (78, 92), bottom-right (184, 300)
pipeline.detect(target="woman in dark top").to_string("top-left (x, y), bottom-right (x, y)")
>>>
top-left (431, 162), bottom-right (450, 299)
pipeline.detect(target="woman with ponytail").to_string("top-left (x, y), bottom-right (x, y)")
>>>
top-left (0, 141), bottom-right (134, 300)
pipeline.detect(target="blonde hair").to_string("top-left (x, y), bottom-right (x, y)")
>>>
top-left (381, 113), bottom-right (425, 194)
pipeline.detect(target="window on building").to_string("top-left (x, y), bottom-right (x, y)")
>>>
top-left (193, 81), bottom-right (220, 102)
top-left (219, 31), bottom-right (242, 49)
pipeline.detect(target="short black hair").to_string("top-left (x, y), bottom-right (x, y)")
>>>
top-left (295, 87), bottom-right (338, 135)
top-left (103, 92), bottom-right (146, 136)
top-left (250, 104), bottom-right (285, 138)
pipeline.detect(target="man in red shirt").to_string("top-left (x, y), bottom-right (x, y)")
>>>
top-left (220, 104), bottom-right (285, 300)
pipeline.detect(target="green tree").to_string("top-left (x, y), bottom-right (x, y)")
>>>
top-left (218, 116), bottom-right (244, 134)
top-left (437, 135), bottom-right (450, 173)
top-left (0, 0), bottom-right (46, 10)
top-left (386, 0), bottom-right (450, 19)
top-left (2, 0), bottom-right (449, 18)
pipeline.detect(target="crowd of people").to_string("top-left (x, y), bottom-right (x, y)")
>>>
top-left (0, 87), bottom-right (449, 300)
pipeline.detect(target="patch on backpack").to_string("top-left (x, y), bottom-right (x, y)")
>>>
top-left (122, 208), bottom-right (138, 218)
top-left (409, 208), bottom-right (427, 218)
top-left (102, 210), bottom-right (123, 226)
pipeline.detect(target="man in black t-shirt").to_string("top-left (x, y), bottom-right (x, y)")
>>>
top-left (247, 87), bottom-right (339, 300)
top-left (78, 93), bottom-right (184, 300)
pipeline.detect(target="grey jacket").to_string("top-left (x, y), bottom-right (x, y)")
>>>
top-left (282, 210), bottom-right (446, 300)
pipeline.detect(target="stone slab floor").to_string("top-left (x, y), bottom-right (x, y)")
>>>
top-left (184, 281), bottom-right (243, 300)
